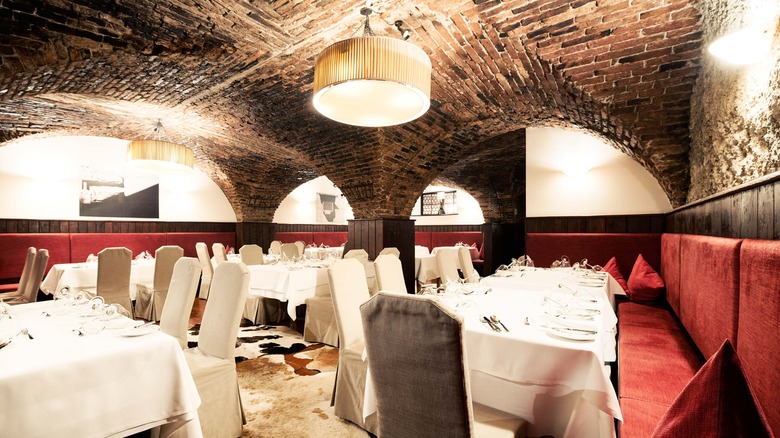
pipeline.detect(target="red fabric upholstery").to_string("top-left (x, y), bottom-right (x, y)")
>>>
top-left (652, 340), bottom-right (773, 438)
top-left (274, 232), bottom-right (313, 244)
top-left (414, 232), bottom-right (432, 249)
top-left (679, 235), bottom-right (742, 359)
top-left (661, 234), bottom-right (682, 317)
top-left (312, 232), bottom-right (348, 247)
top-left (737, 239), bottom-right (780, 436)
top-left (619, 398), bottom-right (670, 438)
top-left (428, 231), bottom-right (483, 250)
top-left (0, 233), bottom-right (71, 282)
top-left (618, 300), bottom-right (681, 332)
top-left (627, 254), bottom-right (665, 302)
top-left (166, 232), bottom-right (236, 257)
top-left (603, 256), bottom-right (628, 292)
top-left (525, 233), bottom-right (661, 274)
top-left (69, 233), bottom-right (167, 262)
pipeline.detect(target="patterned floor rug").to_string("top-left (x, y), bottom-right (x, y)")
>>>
top-left (187, 323), bottom-right (369, 438)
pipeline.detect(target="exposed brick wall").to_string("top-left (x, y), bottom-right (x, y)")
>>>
top-left (0, 1), bottom-right (706, 222)
top-left (688, 0), bottom-right (780, 202)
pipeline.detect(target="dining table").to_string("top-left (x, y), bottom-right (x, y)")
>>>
top-left (40, 258), bottom-right (156, 300)
top-left (0, 301), bottom-right (202, 437)
top-left (242, 260), bottom-right (331, 322)
top-left (364, 267), bottom-right (623, 437)
top-left (303, 245), bottom-right (344, 260)
top-left (415, 249), bottom-right (463, 285)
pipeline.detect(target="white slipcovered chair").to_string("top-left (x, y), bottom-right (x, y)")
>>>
top-left (303, 293), bottom-right (338, 347)
top-left (195, 242), bottom-right (214, 299)
top-left (5, 248), bottom-right (48, 305)
top-left (134, 245), bottom-right (184, 321)
top-left (294, 240), bottom-right (306, 257)
top-left (361, 292), bottom-right (527, 437)
top-left (378, 247), bottom-right (400, 258)
top-left (458, 246), bottom-right (480, 284)
top-left (96, 247), bottom-right (133, 317)
top-left (182, 262), bottom-right (249, 438)
top-left (344, 249), bottom-right (377, 295)
top-left (328, 258), bottom-right (377, 433)
top-left (280, 243), bottom-right (299, 260)
top-left (159, 257), bottom-right (202, 349)
top-left (435, 248), bottom-right (461, 285)
top-left (212, 242), bottom-right (228, 265)
top-left (374, 254), bottom-right (407, 294)
top-left (0, 247), bottom-right (35, 301)
top-left (239, 244), bottom-right (264, 265)
top-left (268, 240), bottom-right (282, 256)
top-left (414, 245), bottom-right (431, 257)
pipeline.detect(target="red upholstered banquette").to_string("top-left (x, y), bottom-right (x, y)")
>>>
top-left (274, 231), bottom-right (348, 248)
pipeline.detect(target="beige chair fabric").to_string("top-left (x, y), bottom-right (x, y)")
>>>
top-left (343, 249), bottom-right (377, 295)
top-left (436, 248), bottom-right (461, 285)
top-left (374, 254), bottom-right (407, 294)
top-left (280, 243), bottom-right (299, 260)
top-left (212, 242), bottom-right (228, 265)
top-left (159, 257), bottom-right (201, 349)
top-left (239, 244), bottom-right (264, 265)
top-left (96, 247), bottom-right (133, 317)
top-left (268, 240), bottom-right (282, 256)
top-left (361, 292), bottom-right (527, 438)
top-left (378, 247), bottom-right (400, 258)
top-left (414, 245), bottom-right (430, 257)
top-left (294, 240), bottom-right (305, 257)
top-left (6, 248), bottom-right (48, 305)
top-left (183, 262), bottom-right (249, 438)
top-left (328, 258), bottom-right (377, 433)
top-left (196, 242), bottom-right (214, 299)
top-left (458, 246), bottom-right (479, 284)
top-left (135, 245), bottom-right (184, 321)
top-left (0, 247), bottom-right (35, 301)
top-left (303, 295), bottom-right (339, 347)
top-left (343, 249), bottom-right (369, 262)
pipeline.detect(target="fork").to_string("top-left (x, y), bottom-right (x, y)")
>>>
top-left (18, 328), bottom-right (33, 340)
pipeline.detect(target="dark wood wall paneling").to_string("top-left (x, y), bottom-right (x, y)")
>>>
top-left (414, 224), bottom-right (483, 232)
top-left (525, 214), bottom-right (666, 234)
top-left (0, 219), bottom-right (235, 234)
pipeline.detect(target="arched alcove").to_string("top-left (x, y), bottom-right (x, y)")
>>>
top-left (272, 176), bottom-right (354, 224)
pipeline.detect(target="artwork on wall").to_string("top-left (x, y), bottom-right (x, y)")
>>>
top-left (79, 166), bottom-right (159, 218)
top-left (316, 193), bottom-right (345, 223)
top-left (419, 190), bottom-right (457, 215)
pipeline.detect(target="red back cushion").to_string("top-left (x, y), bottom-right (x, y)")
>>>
top-left (652, 340), bottom-right (773, 438)
top-left (414, 232), bottom-right (432, 250)
top-left (70, 233), bottom-right (167, 262)
top-left (312, 232), bottom-right (348, 247)
top-left (661, 233), bottom-right (683, 317)
top-left (627, 254), bottom-right (665, 302)
top-left (0, 233), bottom-right (71, 280)
top-left (274, 232), bottom-right (313, 244)
top-left (737, 239), bottom-right (780, 436)
top-left (166, 232), bottom-right (236, 258)
top-left (525, 233), bottom-right (661, 274)
top-left (603, 256), bottom-right (628, 292)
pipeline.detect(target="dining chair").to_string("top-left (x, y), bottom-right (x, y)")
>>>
top-left (294, 240), bottom-right (306, 257)
top-left (239, 244), bottom-right (264, 265)
top-left (361, 292), bottom-right (527, 438)
top-left (374, 254), bottom-right (407, 294)
top-left (436, 248), bottom-right (461, 285)
top-left (195, 242), bottom-right (214, 300)
top-left (328, 258), bottom-right (377, 434)
top-left (212, 242), bottom-right (228, 265)
top-left (414, 245), bottom-right (430, 257)
top-left (344, 249), bottom-right (377, 295)
top-left (458, 246), bottom-right (479, 284)
top-left (268, 240), bottom-right (282, 256)
top-left (183, 261), bottom-right (249, 438)
top-left (280, 243), bottom-right (299, 260)
top-left (378, 247), bottom-right (400, 258)
top-left (6, 248), bottom-right (48, 305)
top-left (96, 247), bottom-right (133, 317)
top-left (0, 247), bottom-right (35, 301)
top-left (303, 294), bottom-right (338, 347)
top-left (159, 257), bottom-right (201, 349)
top-left (134, 245), bottom-right (184, 321)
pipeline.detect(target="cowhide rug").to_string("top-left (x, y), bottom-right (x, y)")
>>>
top-left (187, 323), bottom-right (369, 438)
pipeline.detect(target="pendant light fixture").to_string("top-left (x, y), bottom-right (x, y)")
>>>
top-left (127, 119), bottom-right (194, 174)
top-left (313, 7), bottom-right (432, 127)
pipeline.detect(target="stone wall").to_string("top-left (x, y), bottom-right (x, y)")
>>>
top-left (689, 0), bottom-right (780, 202)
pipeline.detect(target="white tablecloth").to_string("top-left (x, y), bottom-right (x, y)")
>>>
top-left (0, 301), bottom-right (202, 437)
top-left (415, 253), bottom-right (463, 284)
top-left (40, 259), bottom-right (156, 301)
top-left (432, 245), bottom-right (479, 259)
top-left (243, 263), bottom-right (330, 320)
top-left (304, 246), bottom-right (344, 260)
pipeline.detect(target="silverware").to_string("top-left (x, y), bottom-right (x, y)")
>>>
top-left (0, 338), bottom-right (11, 349)
top-left (490, 315), bottom-right (509, 332)
top-left (19, 328), bottom-right (33, 340)
top-left (481, 316), bottom-right (500, 332)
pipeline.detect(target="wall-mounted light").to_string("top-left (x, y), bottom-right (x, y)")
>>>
top-left (708, 27), bottom-right (773, 65)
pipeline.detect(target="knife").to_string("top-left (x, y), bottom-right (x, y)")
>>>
top-left (481, 316), bottom-right (500, 332)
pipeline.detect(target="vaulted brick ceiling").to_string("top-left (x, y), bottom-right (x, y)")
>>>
top-left (0, 0), bottom-right (701, 222)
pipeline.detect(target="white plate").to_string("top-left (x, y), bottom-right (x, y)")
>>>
top-left (119, 324), bottom-right (160, 337)
top-left (547, 327), bottom-right (596, 341)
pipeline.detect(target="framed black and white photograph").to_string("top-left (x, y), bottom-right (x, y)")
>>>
top-left (79, 166), bottom-right (159, 218)
top-left (315, 192), bottom-right (344, 223)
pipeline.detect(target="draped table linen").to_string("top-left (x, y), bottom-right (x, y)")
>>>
top-left (41, 259), bottom-right (156, 301)
top-left (243, 262), bottom-right (330, 321)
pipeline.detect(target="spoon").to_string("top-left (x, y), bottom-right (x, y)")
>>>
top-left (0, 338), bottom-right (11, 349)
top-left (490, 315), bottom-right (509, 332)
top-left (481, 316), bottom-right (500, 332)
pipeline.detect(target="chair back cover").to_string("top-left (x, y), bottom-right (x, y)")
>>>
top-left (378, 247), bottom-right (400, 258)
top-left (198, 262), bottom-right (249, 359)
top-left (415, 245), bottom-right (430, 257)
top-left (195, 242), bottom-right (213, 299)
top-left (436, 248), bottom-right (460, 284)
top-left (153, 245), bottom-right (184, 289)
top-left (15, 247), bottom-right (36, 300)
top-left (343, 249), bottom-right (369, 263)
top-left (212, 242), bottom-right (227, 265)
top-left (269, 240), bottom-right (282, 255)
top-left (294, 241), bottom-right (306, 257)
top-left (374, 254), bottom-right (407, 294)
top-left (458, 247), bottom-right (479, 284)
top-left (280, 243), bottom-right (299, 259)
top-left (328, 258), bottom-right (370, 351)
top-left (22, 248), bottom-right (48, 303)
top-left (159, 257), bottom-right (201, 348)
top-left (361, 292), bottom-right (473, 438)
top-left (239, 244), bottom-right (264, 265)
top-left (96, 247), bottom-right (132, 315)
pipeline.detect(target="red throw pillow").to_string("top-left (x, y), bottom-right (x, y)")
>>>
top-left (652, 340), bottom-right (773, 437)
top-left (603, 257), bottom-right (628, 293)
top-left (627, 254), bottom-right (665, 302)
top-left (478, 243), bottom-right (484, 260)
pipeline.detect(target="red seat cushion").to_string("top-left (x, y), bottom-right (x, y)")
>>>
top-left (619, 398), bottom-right (670, 438)
top-left (604, 256), bottom-right (628, 292)
top-left (651, 340), bottom-right (773, 437)
top-left (627, 254), bottom-right (665, 302)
